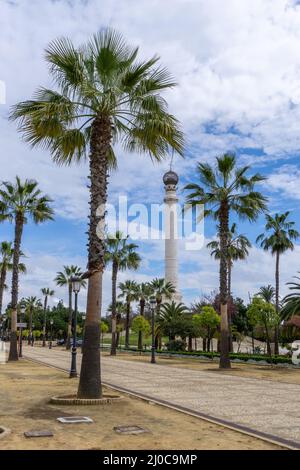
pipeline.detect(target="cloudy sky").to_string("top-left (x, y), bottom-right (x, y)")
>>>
top-left (1, 0), bottom-right (300, 313)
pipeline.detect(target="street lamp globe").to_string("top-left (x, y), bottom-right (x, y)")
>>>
top-left (71, 277), bottom-right (81, 294)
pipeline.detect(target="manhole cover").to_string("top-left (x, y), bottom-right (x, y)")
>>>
top-left (114, 425), bottom-right (149, 435)
top-left (57, 416), bottom-right (93, 424)
top-left (24, 430), bottom-right (54, 438)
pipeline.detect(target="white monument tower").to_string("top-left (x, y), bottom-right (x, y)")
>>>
top-left (163, 169), bottom-right (182, 303)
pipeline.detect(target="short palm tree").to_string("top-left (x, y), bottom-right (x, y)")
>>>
top-left (256, 285), bottom-right (275, 304)
top-left (41, 288), bottom-right (55, 347)
top-left (150, 278), bottom-right (176, 311)
top-left (54, 266), bottom-right (86, 349)
top-left (0, 241), bottom-right (26, 315)
top-left (0, 177), bottom-right (53, 361)
top-left (10, 28), bottom-right (183, 398)
top-left (185, 153), bottom-right (267, 368)
top-left (105, 231), bottom-right (141, 355)
top-left (157, 301), bottom-right (188, 341)
top-left (282, 273), bottom-right (300, 320)
top-left (24, 296), bottom-right (42, 345)
top-left (257, 212), bottom-right (299, 354)
top-left (207, 223), bottom-right (251, 296)
top-left (118, 280), bottom-right (139, 349)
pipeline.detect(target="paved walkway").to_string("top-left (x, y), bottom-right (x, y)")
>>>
top-left (22, 346), bottom-right (300, 448)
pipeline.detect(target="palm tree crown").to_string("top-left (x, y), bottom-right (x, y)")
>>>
top-left (150, 278), bottom-right (176, 305)
top-left (256, 212), bottom-right (299, 255)
top-left (0, 177), bottom-right (53, 224)
top-left (54, 265), bottom-right (86, 288)
top-left (281, 274), bottom-right (300, 320)
top-left (256, 285), bottom-right (275, 304)
top-left (105, 231), bottom-right (141, 271)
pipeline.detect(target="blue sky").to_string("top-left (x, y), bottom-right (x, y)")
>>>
top-left (1, 0), bottom-right (300, 313)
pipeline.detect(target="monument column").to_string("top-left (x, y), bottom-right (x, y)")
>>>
top-left (163, 171), bottom-right (182, 303)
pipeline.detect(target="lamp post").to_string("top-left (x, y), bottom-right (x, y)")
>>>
top-left (150, 298), bottom-right (156, 364)
top-left (2, 315), bottom-right (7, 340)
top-left (18, 303), bottom-right (26, 358)
top-left (70, 277), bottom-right (81, 378)
top-left (49, 319), bottom-right (54, 349)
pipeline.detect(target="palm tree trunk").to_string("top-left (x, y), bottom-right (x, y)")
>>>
top-left (0, 267), bottom-right (6, 316)
top-left (188, 335), bottom-right (193, 352)
top-left (274, 251), bottom-right (280, 355)
top-left (28, 306), bottom-right (33, 346)
top-left (8, 213), bottom-right (23, 362)
top-left (125, 300), bottom-right (130, 349)
top-left (138, 298), bottom-right (145, 351)
top-left (66, 283), bottom-right (72, 350)
top-left (42, 295), bottom-right (48, 347)
top-left (110, 262), bottom-right (118, 356)
top-left (78, 115), bottom-right (111, 399)
top-left (227, 261), bottom-right (233, 353)
top-left (219, 201), bottom-right (231, 369)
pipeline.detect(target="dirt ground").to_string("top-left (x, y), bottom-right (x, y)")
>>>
top-left (0, 360), bottom-right (283, 450)
top-left (109, 351), bottom-right (300, 385)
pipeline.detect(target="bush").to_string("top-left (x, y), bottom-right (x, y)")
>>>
top-left (166, 339), bottom-right (186, 352)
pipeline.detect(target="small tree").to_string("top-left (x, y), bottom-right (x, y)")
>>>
top-left (193, 306), bottom-right (220, 352)
top-left (247, 297), bottom-right (279, 357)
top-left (131, 315), bottom-right (150, 349)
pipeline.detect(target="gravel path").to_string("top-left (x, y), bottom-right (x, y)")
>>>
top-left (23, 346), bottom-right (300, 448)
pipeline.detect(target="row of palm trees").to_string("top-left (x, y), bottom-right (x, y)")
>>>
top-left (1, 27), bottom-right (299, 399)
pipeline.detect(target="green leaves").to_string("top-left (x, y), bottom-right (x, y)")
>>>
top-left (10, 28), bottom-right (184, 167)
top-left (0, 177), bottom-right (54, 224)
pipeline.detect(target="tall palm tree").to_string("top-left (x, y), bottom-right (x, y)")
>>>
top-left (185, 153), bottom-right (267, 368)
top-left (150, 278), bottom-right (175, 312)
top-left (105, 231), bottom-right (141, 356)
top-left (41, 287), bottom-right (55, 347)
top-left (257, 212), bottom-right (299, 354)
top-left (256, 285), bottom-right (275, 304)
top-left (207, 223), bottom-right (251, 296)
top-left (54, 266), bottom-right (86, 349)
top-left (118, 280), bottom-right (138, 349)
top-left (23, 296), bottom-right (42, 345)
top-left (10, 29), bottom-right (183, 398)
top-left (281, 273), bottom-right (300, 320)
top-left (0, 241), bottom-right (26, 316)
top-left (0, 177), bottom-right (53, 361)
top-left (107, 301), bottom-right (126, 349)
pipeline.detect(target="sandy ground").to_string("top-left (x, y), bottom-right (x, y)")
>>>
top-left (0, 359), bottom-right (282, 450)
top-left (109, 351), bottom-right (300, 385)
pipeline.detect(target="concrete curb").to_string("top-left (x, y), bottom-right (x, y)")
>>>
top-left (50, 394), bottom-right (122, 405)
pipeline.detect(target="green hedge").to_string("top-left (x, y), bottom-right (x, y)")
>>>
top-left (122, 346), bottom-right (293, 364)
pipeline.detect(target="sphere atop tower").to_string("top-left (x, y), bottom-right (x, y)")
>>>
top-left (163, 170), bottom-right (179, 186)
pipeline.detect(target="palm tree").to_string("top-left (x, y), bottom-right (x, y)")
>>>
top-left (136, 282), bottom-right (153, 350)
top-left (185, 153), bottom-right (267, 368)
top-left (257, 212), bottom-right (299, 354)
top-left (105, 231), bottom-right (141, 356)
top-left (107, 301), bottom-right (125, 349)
top-left (41, 288), bottom-right (55, 347)
top-left (54, 266), bottom-right (86, 349)
top-left (10, 29), bottom-right (183, 398)
top-left (282, 273), bottom-right (300, 320)
top-left (157, 301), bottom-right (188, 342)
top-left (0, 177), bottom-right (53, 361)
top-left (23, 296), bottom-right (42, 345)
top-left (257, 285), bottom-right (275, 304)
top-left (0, 241), bottom-right (26, 316)
top-left (118, 280), bottom-right (138, 349)
top-left (150, 278), bottom-right (176, 312)
top-left (207, 223), bottom-right (251, 296)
